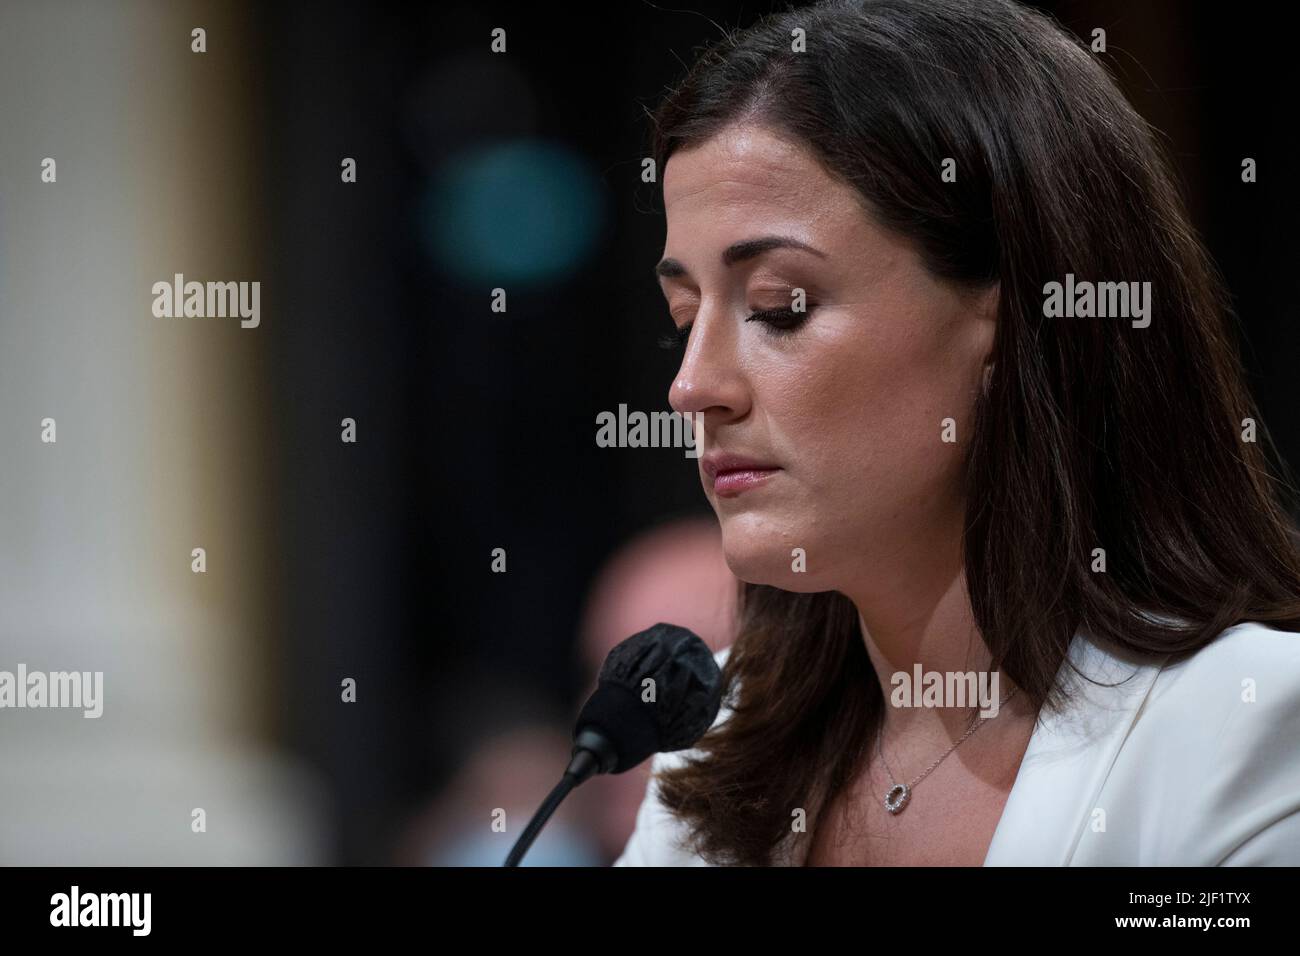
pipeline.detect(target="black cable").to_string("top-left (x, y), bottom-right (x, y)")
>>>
top-left (503, 773), bottom-right (579, 867)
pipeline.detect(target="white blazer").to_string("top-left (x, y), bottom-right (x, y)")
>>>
top-left (613, 621), bottom-right (1300, 865)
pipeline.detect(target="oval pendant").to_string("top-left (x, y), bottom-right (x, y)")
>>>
top-left (884, 783), bottom-right (910, 814)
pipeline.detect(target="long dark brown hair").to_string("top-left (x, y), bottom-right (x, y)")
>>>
top-left (647, 0), bottom-right (1300, 866)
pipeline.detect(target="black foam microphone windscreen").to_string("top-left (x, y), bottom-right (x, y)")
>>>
top-left (573, 622), bottom-right (724, 773)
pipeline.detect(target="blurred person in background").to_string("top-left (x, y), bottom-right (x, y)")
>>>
top-left (573, 517), bottom-right (737, 863)
top-left (392, 680), bottom-right (603, 866)
top-left (394, 516), bottom-right (734, 865)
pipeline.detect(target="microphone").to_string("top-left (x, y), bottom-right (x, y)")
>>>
top-left (502, 622), bottom-right (724, 867)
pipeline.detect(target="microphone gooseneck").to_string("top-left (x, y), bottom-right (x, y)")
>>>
top-left (503, 622), bottom-right (724, 867)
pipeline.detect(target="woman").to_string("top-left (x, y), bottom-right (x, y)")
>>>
top-left (614, 0), bottom-right (1300, 866)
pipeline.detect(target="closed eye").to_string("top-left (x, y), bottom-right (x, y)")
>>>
top-left (746, 306), bottom-right (812, 335)
top-left (657, 321), bottom-right (692, 350)
top-left (656, 307), bottom-right (812, 351)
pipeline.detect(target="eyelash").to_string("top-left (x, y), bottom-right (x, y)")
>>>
top-left (656, 307), bottom-right (812, 350)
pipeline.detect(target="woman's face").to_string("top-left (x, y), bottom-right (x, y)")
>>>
top-left (658, 123), bottom-right (997, 595)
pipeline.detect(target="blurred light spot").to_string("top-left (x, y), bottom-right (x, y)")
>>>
top-left (420, 140), bottom-right (604, 288)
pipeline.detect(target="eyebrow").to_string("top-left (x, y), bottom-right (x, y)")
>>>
top-left (653, 235), bottom-right (827, 280)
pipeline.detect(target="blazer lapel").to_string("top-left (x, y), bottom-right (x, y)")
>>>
top-left (770, 630), bottom-right (1166, 866)
top-left (983, 630), bottom-right (1166, 865)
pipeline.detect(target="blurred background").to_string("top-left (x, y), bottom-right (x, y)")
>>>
top-left (0, 0), bottom-right (1295, 864)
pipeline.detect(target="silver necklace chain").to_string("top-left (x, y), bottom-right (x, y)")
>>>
top-left (875, 686), bottom-right (1019, 814)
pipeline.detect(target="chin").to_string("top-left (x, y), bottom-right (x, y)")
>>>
top-left (717, 515), bottom-right (831, 592)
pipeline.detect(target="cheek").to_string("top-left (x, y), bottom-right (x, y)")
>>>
top-left (761, 317), bottom-right (972, 506)
top-left (714, 308), bottom-right (976, 587)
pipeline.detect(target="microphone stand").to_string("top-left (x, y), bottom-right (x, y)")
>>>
top-left (503, 732), bottom-right (612, 866)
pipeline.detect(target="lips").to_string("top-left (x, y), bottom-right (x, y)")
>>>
top-left (701, 452), bottom-right (781, 497)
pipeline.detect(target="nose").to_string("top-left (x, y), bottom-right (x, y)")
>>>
top-left (667, 305), bottom-right (750, 423)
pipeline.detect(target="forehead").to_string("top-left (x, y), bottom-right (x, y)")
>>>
top-left (662, 124), bottom-right (862, 237)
